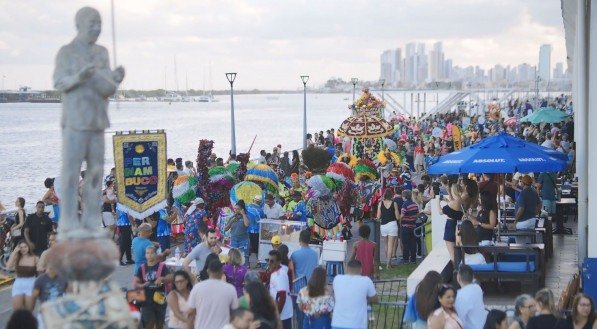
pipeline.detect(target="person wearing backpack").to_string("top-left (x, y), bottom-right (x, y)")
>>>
top-left (133, 245), bottom-right (171, 329)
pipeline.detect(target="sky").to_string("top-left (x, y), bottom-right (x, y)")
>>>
top-left (0, 0), bottom-right (566, 91)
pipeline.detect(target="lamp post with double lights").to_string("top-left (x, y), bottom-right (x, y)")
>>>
top-left (351, 77), bottom-right (358, 104)
top-left (301, 75), bottom-right (309, 150)
top-left (226, 73), bottom-right (237, 155)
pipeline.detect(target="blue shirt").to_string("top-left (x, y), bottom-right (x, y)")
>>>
top-left (131, 236), bottom-right (154, 274)
top-left (246, 204), bottom-right (264, 234)
top-left (156, 209), bottom-right (171, 237)
top-left (291, 246), bottom-right (319, 280)
top-left (293, 201), bottom-right (308, 222)
top-left (116, 208), bottom-right (130, 226)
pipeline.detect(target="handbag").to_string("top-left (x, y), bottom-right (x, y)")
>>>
top-left (152, 291), bottom-right (166, 305)
top-left (10, 226), bottom-right (21, 237)
top-left (126, 288), bottom-right (146, 305)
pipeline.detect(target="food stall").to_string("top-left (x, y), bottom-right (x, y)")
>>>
top-left (258, 219), bottom-right (322, 263)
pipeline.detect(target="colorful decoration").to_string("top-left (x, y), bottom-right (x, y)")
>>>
top-left (352, 88), bottom-right (385, 117)
top-left (307, 197), bottom-right (341, 230)
top-left (245, 164), bottom-right (279, 193)
top-left (351, 137), bottom-right (383, 160)
top-left (195, 139), bottom-right (214, 206)
top-left (377, 150), bottom-right (404, 167)
top-left (336, 153), bottom-right (358, 167)
top-left (326, 162), bottom-right (355, 183)
top-left (230, 181), bottom-right (263, 206)
top-left (354, 159), bottom-right (379, 181)
top-left (306, 175), bottom-right (337, 199)
top-left (172, 175), bottom-right (198, 205)
top-left (217, 207), bottom-right (235, 242)
top-left (338, 114), bottom-right (394, 139)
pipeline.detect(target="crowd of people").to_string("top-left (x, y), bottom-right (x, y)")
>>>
top-left (0, 92), bottom-right (588, 329)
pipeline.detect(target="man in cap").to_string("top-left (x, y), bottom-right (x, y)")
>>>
top-left (270, 235), bottom-right (282, 251)
top-left (514, 175), bottom-right (541, 232)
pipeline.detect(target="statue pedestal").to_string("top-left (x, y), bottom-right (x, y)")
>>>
top-left (49, 238), bottom-right (118, 281)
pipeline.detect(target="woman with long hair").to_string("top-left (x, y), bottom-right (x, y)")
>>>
top-left (458, 220), bottom-right (486, 265)
top-left (427, 284), bottom-right (463, 329)
top-left (291, 150), bottom-right (301, 175)
top-left (437, 182), bottom-right (464, 264)
top-left (166, 270), bottom-right (194, 329)
top-left (471, 190), bottom-right (498, 242)
top-left (42, 178), bottom-right (60, 223)
top-left (297, 267), bottom-right (334, 329)
top-left (376, 188), bottom-right (400, 269)
top-left (11, 197), bottom-right (26, 248)
top-left (527, 288), bottom-right (560, 329)
top-left (223, 248), bottom-right (248, 297)
top-left (484, 309), bottom-right (508, 329)
top-left (408, 270), bottom-right (443, 329)
top-left (563, 293), bottom-right (597, 329)
top-left (7, 240), bottom-right (38, 311)
top-left (508, 294), bottom-right (536, 329)
top-left (244, 281), bottom-right (282, 329)
top-left (199, 253), bottom-right (223, 282)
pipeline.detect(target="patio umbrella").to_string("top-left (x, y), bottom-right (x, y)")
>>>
top-left (520, 107), bottom-right (568, 124)
top-left (337, 114), bottom-right (394, 138)
top-left (428, 132), bottom-right (568, 174)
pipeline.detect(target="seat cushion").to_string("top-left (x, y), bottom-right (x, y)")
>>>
top-left (496, 261), bottom-right (536, 272)
top-left (469, 263), bottom-right (495, 272)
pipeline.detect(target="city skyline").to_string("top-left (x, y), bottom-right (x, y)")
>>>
top-left (380, 42), bottom-right (568, 88)
top-left (0, 0), bottom-right (566, 90)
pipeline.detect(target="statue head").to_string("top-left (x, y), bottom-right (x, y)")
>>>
top-left (75, 7), bottom-right (101, 44)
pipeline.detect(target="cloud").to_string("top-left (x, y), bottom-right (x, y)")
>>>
top-left (0, 0), bottom-right (566, 90)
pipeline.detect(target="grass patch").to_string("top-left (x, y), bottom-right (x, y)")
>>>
top-left (378, 263), bottom-right (418, 280)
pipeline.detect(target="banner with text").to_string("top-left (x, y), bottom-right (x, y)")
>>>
top-left (113, 131), bottom-right (167, 219)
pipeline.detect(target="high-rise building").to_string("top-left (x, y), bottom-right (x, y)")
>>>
top-left (553, 62), bottom-right (564, 80)
top-left (380, 48), bottom-right (402, 86)
top-left (416, 43), bottom-right (428, 83)
top-left (404, 43), bottom-right (417, 84)
top-left (428, 42), bottom-right (445, 81)
top-left (538, 44), bottom-right (552, 81)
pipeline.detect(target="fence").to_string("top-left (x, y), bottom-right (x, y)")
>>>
top-left (368, 279), bottom-right (408, 329)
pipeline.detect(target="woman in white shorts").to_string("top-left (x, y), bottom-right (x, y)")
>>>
top-left (7, 240), bottom-right (38, 311)
top-left (377, 188), bottom-right (400, 269)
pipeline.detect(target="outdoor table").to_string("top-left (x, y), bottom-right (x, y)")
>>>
top-left (553, 198), bottom-right (576, 235)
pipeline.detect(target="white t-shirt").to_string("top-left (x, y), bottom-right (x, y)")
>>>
top-left (263, 203), bottom-right (283, 219)
top-left (186, 279), bottom-right (239, 329)
top-left (331, 274), bottom-right (376, 329)
top-left (455, 283), bottom-right (488, 329)
top-left (269, 267), bottom-right (293, 320)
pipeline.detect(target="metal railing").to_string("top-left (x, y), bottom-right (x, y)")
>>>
top-left (368, 279), bottom-right (408, 329)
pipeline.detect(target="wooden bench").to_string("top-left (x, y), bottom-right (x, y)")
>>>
top-left (456, 244), bottom-right (545, 294)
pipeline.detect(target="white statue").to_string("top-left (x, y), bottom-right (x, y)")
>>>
top-left (53, 7), bottom-right (125, 239)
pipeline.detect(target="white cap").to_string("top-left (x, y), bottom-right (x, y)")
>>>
top-left (193, 197), bottom-right (205, 205)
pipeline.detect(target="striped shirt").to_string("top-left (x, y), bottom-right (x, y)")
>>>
top-left (400, 200), bottom-right (419, 229)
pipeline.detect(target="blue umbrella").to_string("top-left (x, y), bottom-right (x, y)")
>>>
top-left (428, 133), bottom-right (568, 174)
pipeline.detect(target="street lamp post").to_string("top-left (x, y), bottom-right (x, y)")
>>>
top-left (301, 75), bottom-right (309, 150)
top-left (351, 77), bottom-right (358, 104)
top-left (379, 78), bottom-right (386, 118)
top-left (226, 73), bottom-right (237, 155)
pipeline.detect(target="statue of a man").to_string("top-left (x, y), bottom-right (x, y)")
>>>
top-left (53, 7), bottom-right (125, 239)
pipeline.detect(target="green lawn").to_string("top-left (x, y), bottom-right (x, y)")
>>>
top-left (378, 263), bottom-right (419, 279)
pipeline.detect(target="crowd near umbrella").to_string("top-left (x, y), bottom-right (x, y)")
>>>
top-left (244, 164), bottom-right (279, 193)
top-left (337, 114), bottom-right (394, 138)
top-left (504, 117), bottom-right (517, 126)
top-left (428, 133), bottom-right (569, 174)
top-left (520, 107), bottom-right (569, 124)
top-left (229, 181), bottom-right (262, 206)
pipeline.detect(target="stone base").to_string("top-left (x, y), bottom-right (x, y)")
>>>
top-left (48, 238), bottom-right (119, 281)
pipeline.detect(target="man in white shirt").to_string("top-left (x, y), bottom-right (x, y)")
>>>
top-left (541, 132), bottom-right (554, 149)
top-left (268, 250), bottom-right (293, 329)
top-left (263, 194), bottom-right (283, 219)
top-left (257, 150), bottom-right (267, 164)
top-left (186, 260), bottom-right (238, 329)
top-left (455, 265), bottom-right (487, 329)
top-left (331, 260), bottom-right (378, 329)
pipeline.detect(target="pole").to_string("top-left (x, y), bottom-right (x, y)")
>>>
top-left (230, 83), bottom-right (236, 155)
top-left (303, 82), bottom-right (307, 150)
top-left (352, 84), bottom-right (356, 103)
top-left (410, 93), bottom-right (414, 117)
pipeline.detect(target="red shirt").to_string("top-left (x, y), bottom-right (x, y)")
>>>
top-left (354, 239), bottom-right (376, 277)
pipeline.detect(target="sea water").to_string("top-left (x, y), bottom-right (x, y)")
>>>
top-left (0, 91), bottom-right (453, 208)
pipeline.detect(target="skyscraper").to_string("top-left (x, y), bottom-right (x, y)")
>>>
top-left (428, 42), bottom-right (445, 81)
top-left (380, 48), bottom-right (402, 86)
top-left (538, 44), bottom-right (552, 81)
top-left (404, 43), bottom-right (417, 84)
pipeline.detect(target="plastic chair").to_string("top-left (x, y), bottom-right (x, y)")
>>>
top-left (326, 261), bottom-right (345, 283)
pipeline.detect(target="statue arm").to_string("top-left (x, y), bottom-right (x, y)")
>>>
top-left (92, 48), bottom-right (119, 97)
top-left (53, 47), bottom-right (85, 93)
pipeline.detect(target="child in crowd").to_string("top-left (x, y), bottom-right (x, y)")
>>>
top-left (351, 225), bottom-right (376, 279)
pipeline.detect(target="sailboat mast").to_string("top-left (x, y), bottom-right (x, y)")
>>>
top-left (174, 55), bottom-right (179, 92)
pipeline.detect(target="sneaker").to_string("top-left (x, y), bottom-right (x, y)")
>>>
top-left (126, 260), bottom-right (135, 265)
top-left (416, 254), bottom-right (423, 259)
top-left (119, 261), bottom-right (127, 267)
